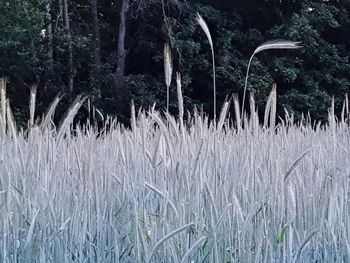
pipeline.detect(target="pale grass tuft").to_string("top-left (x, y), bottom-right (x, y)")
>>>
top-left (164, 43), bottom-right (173, 112)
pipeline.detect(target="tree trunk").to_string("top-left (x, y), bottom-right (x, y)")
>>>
top-left (116, 0), bottom-right (129, 88)
top-left (44, 0), bottom-right (53, 67)
top-left (90, 0), bottom-right (101, 65)
top-left (62, 0), bottom-right (74, 94)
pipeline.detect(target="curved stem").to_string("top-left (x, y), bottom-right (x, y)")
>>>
top-left (241, 54), bottom-right (255, 121)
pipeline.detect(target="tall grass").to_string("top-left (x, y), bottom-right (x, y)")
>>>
top-left (0, 89), bottom-right (349, 262)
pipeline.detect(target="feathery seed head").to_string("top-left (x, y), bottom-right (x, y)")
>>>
top-left (164, 43), bottom-right (173, 88)
top-left (254, 40), bottom-right (302, 55)
top-left (196, 13), bottom-right (213, 49)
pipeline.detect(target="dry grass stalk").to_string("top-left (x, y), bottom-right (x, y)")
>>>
top-left (164, 43), bottom-right (173, 112)
top-left (196, 13), bottom-right (216, 123)
top-left (346, 93), bottom-right (349, 117)
top-left (328, 97), bottom-right (335, 125)
top-left (131, 100), bottom-right (137, 131)
top-left (41, 95), bottom-right (62, 130)
top-left (0, 78), bottom-right (7, 130)
top-left (249, 92), bottom-right (258, 132)
top-left (292, 230), bottom-right (318, 263)
top-left (233, 94), bottom-right (241, 130)
top-left (242, 40), bottom-right (301, 118)
top-left (148, 222), bottom-right (195, 263)
top-left (218, 99), bottom-right (230, 132)
top-left (176, 72), bottom-right (184, 121)
top-left (29, 84), bottom-right (37, 128)
top-left (341, 93), bottom-right (349, 123)
top-left (264, 84), bottom-right (277, 128)
top-left (270, 83), bottom-right (277, 128)
top-left (249, 91), bottom-right (256, 116)
top-left (57, 95), bottom-right (86, 145)
top-left (176, 72), bottom-right (185, 137)
top-left (6, 99), bottom-right (17, 142)
top-left (180, 236), bottom-right (207, 263)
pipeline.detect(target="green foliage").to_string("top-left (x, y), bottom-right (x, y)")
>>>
top-left (0, 0), bottom-right (43, 81)
top-left (0, 0), bottom-right (350, 122)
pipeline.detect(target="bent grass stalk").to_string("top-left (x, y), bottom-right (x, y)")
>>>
top-left (196, 13), bottom-right (216, 123)
top-left (147, 222), bottom-right (195, 263)
top-left (241, 40), bottom-right (302, 118)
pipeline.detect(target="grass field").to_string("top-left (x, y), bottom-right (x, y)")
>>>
top-left (1, 101), bottom-right (350, 262)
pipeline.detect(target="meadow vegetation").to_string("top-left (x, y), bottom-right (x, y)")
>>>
top-left (1, 6), bottom-right (350, 261)
top-left (0, 75), bottom-right (350, 262)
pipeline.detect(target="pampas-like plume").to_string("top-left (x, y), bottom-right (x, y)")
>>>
top-left (164, 43), bottom-right (173, 112)
top-left (196, 13), bottom-right (216, 123)
top-left (241, 40), bottom-right (302, 117)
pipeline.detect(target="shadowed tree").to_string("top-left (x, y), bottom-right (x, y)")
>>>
top-left (44, 0), bottom-right (53, 66)
top-left (90, 0), bottom-right (102, 65)
top-left (62, 0), bottom-right (74, 94)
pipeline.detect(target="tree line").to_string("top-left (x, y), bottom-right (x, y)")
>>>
top-left (0, 0), bottom-right (349, 124)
